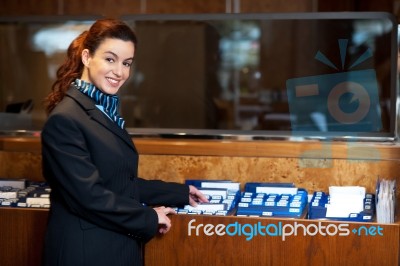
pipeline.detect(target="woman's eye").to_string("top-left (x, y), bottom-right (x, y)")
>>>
top-left (123, 62), bottom-right (132, 67)
top-left (106, 58), bottom-right (115, 63)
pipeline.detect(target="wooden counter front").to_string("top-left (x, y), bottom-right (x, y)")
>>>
top-left (0, 208), bottom-right (398, 266)
top-left (145, 215), bottom-right (400, 266)
top-left (0, 208), bottom-right (48, 266)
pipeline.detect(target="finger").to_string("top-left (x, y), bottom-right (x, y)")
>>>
top-left (189, 197), bottom-right (199, 207)
top-left (164, 207), bottom-right (177, 215)
top-left (159, 227), bottom-right (165, 234)
top-left (196, 192), bottom-right (209, 203)
top-left (189, 186), bottom-right (209, 203)
top-left (189, 193), bottom-right (208, 205)
top-left (161, 214), bottom-right (171, 225)
top-left (159, 216), bottom-right (171, 234)
top-left (164, 223), bottom-right (171, 233)
top-left (159, 225), bottom-right (170, 234)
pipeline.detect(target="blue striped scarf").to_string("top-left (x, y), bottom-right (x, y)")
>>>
top-left (74, 79), bottom-right (125, 129)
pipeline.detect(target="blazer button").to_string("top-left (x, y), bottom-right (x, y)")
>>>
top-left (129, 176), bottom-right (134, 181)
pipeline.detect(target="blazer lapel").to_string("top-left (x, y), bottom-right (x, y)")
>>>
top-left (66, 87), bottom-right (137, 152)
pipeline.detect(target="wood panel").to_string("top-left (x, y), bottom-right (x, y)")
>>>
top-left (145, 215), bottom-right (400, 266)
top-left (0, 208), bottom-right (48, 266)
top-left (0, 0), bottom-right (59, 16)
top-left (1, 137), bottom-right (400, 188)
top-left (0, 0), bottom-right (142, 17)
top-left (2, 136), bottom-right (400, 160)
top-left (0, 208), bottom-right (398, 266)
top-left (144, 0), bottom-right (227, 14)
top-left (0, 151), bottom-right (43, 181)
top-left (138, 154), bottom-right (400, 195)
top-left (1, 0), bottom-right (395, 17)
top-left (0, 0), bottom-right (225, 17)
top-left (317, 0), bottom-right (395, 12)
top-left (239, 0), bottom-right (314, 13)
top-left (1, 148), bottom-right (399, 195)
top-left (62, 0), bottom-right (141, 17)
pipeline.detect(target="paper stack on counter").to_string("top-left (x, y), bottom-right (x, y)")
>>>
top-left (325, 186), bottom-right (366, 218)
top-left (376, 178), bottom-right (396, 224)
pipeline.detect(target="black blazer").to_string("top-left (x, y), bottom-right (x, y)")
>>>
top-left (41, 87), bottom-right (189, 266)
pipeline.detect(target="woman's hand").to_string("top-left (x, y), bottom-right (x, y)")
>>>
top-left (188, 185), bottom-right (209, 207)
top-left (153, 206), bottom-right (176, 234)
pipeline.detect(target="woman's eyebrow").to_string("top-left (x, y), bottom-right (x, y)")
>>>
top-left (104, 50), bottom-right (134, 61)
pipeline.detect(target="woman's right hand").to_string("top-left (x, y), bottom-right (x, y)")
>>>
top-left (153, 206), bottom-right (177, 234)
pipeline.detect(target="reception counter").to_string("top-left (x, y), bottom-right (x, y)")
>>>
top-left (0, 136), bottom-right (399, 265)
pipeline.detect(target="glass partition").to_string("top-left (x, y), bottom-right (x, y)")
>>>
top-left (0, 13), bottom-right (398, 141)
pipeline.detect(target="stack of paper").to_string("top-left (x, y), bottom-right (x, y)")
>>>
top-left (325, 186), bottom-right (366, 218)
top-left (376, 179), bottom-right (396, 224)
top-left (244, 182), bottom-right (297, 195)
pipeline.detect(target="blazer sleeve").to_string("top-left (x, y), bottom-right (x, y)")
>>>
top-left (136, 178), bottom-right (190, 206)
top-left (42, 113), bottom-right (158, 241)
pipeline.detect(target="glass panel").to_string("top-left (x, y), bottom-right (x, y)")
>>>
top-left (0, 13), bottom-right (397, 140)
top-left (0, 18), bottom-right (96, 131)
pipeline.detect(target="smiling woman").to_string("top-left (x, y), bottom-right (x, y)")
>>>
top-left (43, 18), bottom-right (138, 114)
top-left (80, 38), bottom-right (134, 95)
top-left (40, 18), bottom-right (208, 266)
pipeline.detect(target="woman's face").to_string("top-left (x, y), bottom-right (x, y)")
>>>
top-left (81, 38), bottom-right (135, 95)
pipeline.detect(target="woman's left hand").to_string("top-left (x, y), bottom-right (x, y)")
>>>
top-left (188, 185), bottom-right (209, 207)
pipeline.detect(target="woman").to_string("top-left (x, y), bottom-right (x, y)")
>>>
top-left (41, 18), bottom-right (207, 266)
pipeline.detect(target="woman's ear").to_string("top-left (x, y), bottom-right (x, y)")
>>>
top-left (82, 49), bottom-right (91, 67)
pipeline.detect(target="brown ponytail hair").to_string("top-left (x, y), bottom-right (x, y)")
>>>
top-left (44, 18), bottom-right (138, 114)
